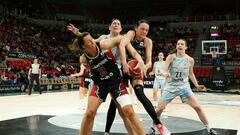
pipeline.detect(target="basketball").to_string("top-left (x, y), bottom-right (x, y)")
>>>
top-left (128, 59), bottom-right (141, 76)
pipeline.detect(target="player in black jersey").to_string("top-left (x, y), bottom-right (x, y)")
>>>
top-left (68, 19), bottom-right (139, 134)
top-left (72, 32), bottom-right (145, 135)
top-left (117, 19), bottom-right (170, 135)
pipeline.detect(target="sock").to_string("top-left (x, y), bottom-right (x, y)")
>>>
top-left (205, 124), bottom-right (210, 132)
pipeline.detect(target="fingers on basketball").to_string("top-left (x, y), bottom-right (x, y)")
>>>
top-left (128, 60), bottom-right (141, 76)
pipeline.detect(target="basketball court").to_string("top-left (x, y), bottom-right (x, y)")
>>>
top-left (0, 90), bottom-right (239, 135)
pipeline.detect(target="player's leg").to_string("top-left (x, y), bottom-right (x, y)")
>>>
top-left (113, 81), bottom-right (145, 135)
top-left (80, 95), bottom-right (102, 135)
top-left (104, 99), bottom-right (117, 134)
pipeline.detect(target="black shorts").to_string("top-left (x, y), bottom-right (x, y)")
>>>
top-left (123, 73), bottom-right (143, 87)
top-left (80, 77), bottom-right (91, 88)
top-left (90, 80), bottom-right (128, 102)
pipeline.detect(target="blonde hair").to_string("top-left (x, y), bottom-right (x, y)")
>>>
top-left (79, 54), bottom-right (89, 65)
top-left (69, 39), bottom-right (80, 52)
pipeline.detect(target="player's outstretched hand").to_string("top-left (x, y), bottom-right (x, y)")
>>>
top-left (196, 85), bottom-right (207, 91)
top-left (67, 23), bottom-right (79, 35)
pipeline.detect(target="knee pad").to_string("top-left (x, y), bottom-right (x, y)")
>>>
top-left (134, 84), bottom-right (144, 98)
top-left (134, 84), bottom-right (143, 92)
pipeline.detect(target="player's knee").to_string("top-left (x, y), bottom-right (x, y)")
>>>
top-left (85, 109), bottom-right (96, 119)
top-left (118, 109), bottom-right (125, 118)
top-left (122, 105), bottom-right (135, 118)
top-left (134, 85), bottom-right (144, 98)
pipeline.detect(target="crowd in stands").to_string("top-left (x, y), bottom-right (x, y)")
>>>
top-left (150, 26), bottom-right (198, 61)
top-left (0, 6), bottom-right (78, 85)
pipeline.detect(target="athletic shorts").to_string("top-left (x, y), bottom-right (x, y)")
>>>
top-left (88, 79), bottom-right (94, 91)
top-left (153, 78), bottom-right (165, 89)
top-left (80, 77), bottom-right (91, 89)
top-left (160, 83), bottom-right (194, 103)
top-left (90, 80), bottom-right (132, 108)
top-left (123, 73), bottom-right (143, 86)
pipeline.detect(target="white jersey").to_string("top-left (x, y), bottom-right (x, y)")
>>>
top-left (101, 34), bottom-right (122, 69)
top-left (154, 61), bottom-right (165, 79)
top-left (167, 53), bottom-right (189, 86)
top-left (31, 64), bottom-right (40, 74)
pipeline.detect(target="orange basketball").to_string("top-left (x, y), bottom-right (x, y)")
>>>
top-left (128, 59), bottom-right (141, 76)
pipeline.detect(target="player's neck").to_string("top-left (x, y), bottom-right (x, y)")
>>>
top-left (176, 52), bottom-right (186, 57)
top-left (135, 34), bottom-right (145, 41)
top-left (85, 46), bottom-right (98, 57)
top-left (109, 32), bottom-right (119, 37)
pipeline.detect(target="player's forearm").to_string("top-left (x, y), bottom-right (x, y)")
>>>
top-left (145, 61), bottom-right (152, 70)
top-left (72, 72), bottom-right (82, 77)
top-left (71, 27), bottom-right (81, 36)
top-left (39, 69), bottom-right (41, 77)
top-left (130, 50), bottom-right (144, 65)
top-left (189, 74), bottom-right (199, 87)
top-left (28, 69), bottom-right (31, 76)
top-left (119, 42), bottom-right (128, 65)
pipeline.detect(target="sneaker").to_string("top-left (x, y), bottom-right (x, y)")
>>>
top-left (156, 124), bottom-right (171, 135)
top-left (104, 132), bottom-right (110, 135)
top-left (209, 128), bottom-right (218, 135)
top-left (148, 126), bottom-right (156, 135)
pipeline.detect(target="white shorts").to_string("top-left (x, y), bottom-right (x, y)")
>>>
top-left (153, 78), bottom-right (165, 89)
top-left (160, 83), bottom-right (193, 103)
top-left (116, 94), bottom-right (132, 108)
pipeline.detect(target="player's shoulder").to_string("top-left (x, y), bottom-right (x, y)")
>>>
top-left (145, 37), bottom-right (152, 42)
top-left (99, 34), bottom-right (109, 39)
top-left (187, 55), bottom-right (194, 63)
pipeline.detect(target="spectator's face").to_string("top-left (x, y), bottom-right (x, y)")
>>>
top-left (135, 22), bottom-right (149, 40)
top-left (109, 19), bottom-right (122, 35)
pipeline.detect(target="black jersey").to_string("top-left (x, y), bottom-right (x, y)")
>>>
top-left (128, 34), bottom-right (145, 61)
top-left (84, 44), bottom-right (122, 86)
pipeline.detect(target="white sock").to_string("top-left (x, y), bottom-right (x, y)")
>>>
top-left (205, 124), bottom-right (210, 132)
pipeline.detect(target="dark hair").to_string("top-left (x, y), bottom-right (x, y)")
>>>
top-left (77, 32), bottom-right (90, 49)
top-left (135, 19), bottom-right (149, 28)
top-left (110, 18), bottom-right (121, 25)
top-left (69, 32), bottom-right (89, 52)
top-left (69, 39), bottom-right (79, 52)
top-left (168, 38), bottom-right (188, 55)
top-left (177, 38), bottom-right (187, 46)
top-left (168, 48), bottom-right (177, 55)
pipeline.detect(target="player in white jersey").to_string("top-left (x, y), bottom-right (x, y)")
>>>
top-left (149, 52), bottom-right (166, 102)
top-left (156, 39), bottom-right (217, 135)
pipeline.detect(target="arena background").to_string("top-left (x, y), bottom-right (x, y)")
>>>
top-left (0, 0), bottom-right (240, 135)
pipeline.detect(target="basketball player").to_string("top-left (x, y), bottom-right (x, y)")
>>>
top-left (70, 56), bottom-right (93, 109)
top-left (28, 58), bottom-right (41, 95)
top-left (117, 19), bottom-right (170, 135)
top-left (68, 19), bottom-right (139, 134)
top-left (156, 39), bottom-right (217, 135)
top-left (149, 52), bottom-right (166, 103)
top-left (72, 32), bottom-right (145, 135)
